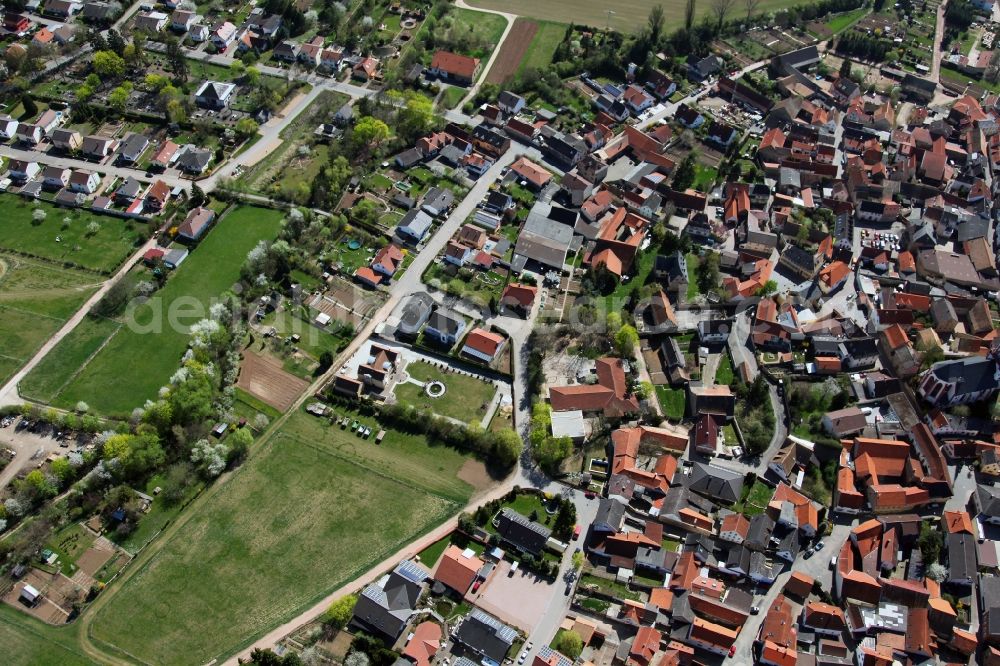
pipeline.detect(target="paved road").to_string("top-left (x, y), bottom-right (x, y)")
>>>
top-left (729, 521), bottom-right (855, 660)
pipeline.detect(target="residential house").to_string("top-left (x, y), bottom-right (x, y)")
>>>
top-left (353, 56), bottom-right (380, 81)
top-left (429, 51), bottom-right (480, 85)
top-left (50, 128), bottom-right (82, 152)
top-left (689, 462), bottom-right (744, 504)
top-left (134, 11), bottom-right (167, 32)
top-left (210, 21), bottom-right (237, 50)
top-left (176, 146), bottom-right (212, 174)
top-left (150, 140), bottom-right (180, 170)
top-left (194, 80), bottom-right (236, 109)
top-left (177, 207), bottom-right (216, 244)
top-left (433, 544), bottom-right (484, 596)
top-left (454, 610), bottom-right (517, 665)
top-left (499, 283), bottom-right (537, 317)
top-left (424, 309), bottom-right (466, 347)
top-left (0, 115), bottom-right (19, 140)
top-left (171, 9), bottom-right (197, 32)
top-left (15, 123), bottom-right (43, 145)
top-left (41, 166), bottom-right (69, 190)
top-left (351, 560), bottom-right (428, 641)
top-left (144, 179), bottom-right (170, 210)
top-left (81, 135), bottom-right (116, 159)
top-left (461, 328), bottom-right (505, 364)
top-left (117, 133), bottom-right (149, 164)
top-left (8, 159), bottom-right (40, 182)
top-left (397, 209), bottom-right (434, 244)
top-left (495, 507), bottom-right (551, 556)
top-left (68, 169), bottom-right (100, 194)
top-left (822, 406), bottom-right (868, 438)
top-left (549, 357), bottom-right (640, 418)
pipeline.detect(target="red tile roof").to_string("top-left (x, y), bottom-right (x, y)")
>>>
top-left (463, 328), bottom-right (505, 358)
top-left (549, 357), bottom-right (640, 417)
top-left (403, 622), bottom-right (442, 666)
top-left (510, 156), bottom-right (552, 188)
top-left (431, 51), bottom-right (480, 79)
top-left (433, 544), bottom-right (483, 594)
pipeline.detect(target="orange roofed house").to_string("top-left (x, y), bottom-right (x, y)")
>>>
top-left (833, 430), bottom-right (951, 514)
top-left (402, 622), bottom-right (442, 666)
top-left (429, 51), bottom-right (481, 86)
top-left (583, 207), bottom-right (650, 280)
top-left (461, 328), bottom-right (506, 364)
top-left (433, 544), bottom-right (484, 595)
top-left (549, 357), bottom-right (640, 418)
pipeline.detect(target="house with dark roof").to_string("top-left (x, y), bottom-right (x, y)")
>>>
top-left (495, 507), bottom-right (551, 555)
top-left (351, 560), bottom-right (429, 641)
top-left (424, 309), bottom-right (466, 347)
top-left (687, 54), bottom-right (723, 81)
top-left (117, 133), bottom-right (149, 164)
top-left (454, 609), bottom-right (518, 664)
top-left (194, 80), bottom-right (236, 109)
top-left (688, 463), bottom-right (744, 504)
top-left (176, 146), bottom-right (212, 174)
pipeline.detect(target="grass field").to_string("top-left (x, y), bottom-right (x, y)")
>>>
top-left (0, 254), bottom-right (100, 387)
top-left (19, 316), bottom-right (121, 403)
top-left (451, 7), bottom-right (509, 59)
top-left (656, 386), bottom-right (686, 421)
top-left (467, 0), bottom-right (804, 30)
top-left (46, 206), bottom-right (284, 415)
top-left (395, 361), bottom-right (499, 424)
top-left (822, 8), bottom-right (868, 35)
top-left (715, 353), bottom-right (734, 386)
top-left (517, 20), bottom-right (566, 74)
top-left (2, 604), bottom-right (96, 666)
top-left (0, 196), bottom-right (144, 273)
top-left (89, 406), bottom-right (482, 664)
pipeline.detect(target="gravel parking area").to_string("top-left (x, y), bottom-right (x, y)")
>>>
top-left (468, 559), bottom-right (557, 632)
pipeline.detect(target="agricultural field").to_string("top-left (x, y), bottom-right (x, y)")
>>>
top-left (28, 206), bottom-right (283, 415)
top-left (467, 0), bottom-right (805, 30)
top-left (0, 197), bottom-right (145, 274)
top-left (88, 406), bottom-right (486, 665)
top-left (0, 254), bottom-right (101, 387)
top-left (484, 18), bottom-right (567, 84)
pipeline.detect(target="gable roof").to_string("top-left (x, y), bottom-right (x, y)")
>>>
top-left (434, 544), bottom-right (483, 594)
top-left (431, 51), bottom-right (480, 79)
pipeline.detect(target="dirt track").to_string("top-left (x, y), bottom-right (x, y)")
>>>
top-left (486, 20), bottom-right (537, 84)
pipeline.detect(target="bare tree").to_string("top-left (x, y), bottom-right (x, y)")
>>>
top-left (684, 0), bottom-right (697, 31)
top-left (744, 0), bottom-right (762, 23)
top-left (711, 0), bottom-right (736, 31)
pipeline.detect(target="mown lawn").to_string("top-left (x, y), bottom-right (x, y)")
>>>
top-left (0, 254), bottom-right (99, 387)
top-left (656, 386), bottom-right (686, 421)
top-left (90, 406), bottom-right (474, 665)
top-left (394, 361), bottom-right (499, 424)
top-left (715, 353), bottom-right (735, 386)
top-left (685, 252), bottom-right (701, 301)
top-left (1, 603), bottom-right (95, 666)
top-left (0, 196), bottom-right (144, 273)
top-left (53, 206), bottom-right (284, 415)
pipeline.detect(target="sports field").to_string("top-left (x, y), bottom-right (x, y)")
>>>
top-left (0, 196), bottom-right (144, 274)
top-left (466, 0), bottom-right (803, 30)
top-left (31, 206), bottom-right (283, 415)
top-left (0, 253), bottom-right (100, 387)
top-left (88, 407), bottom-right (485, 664)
